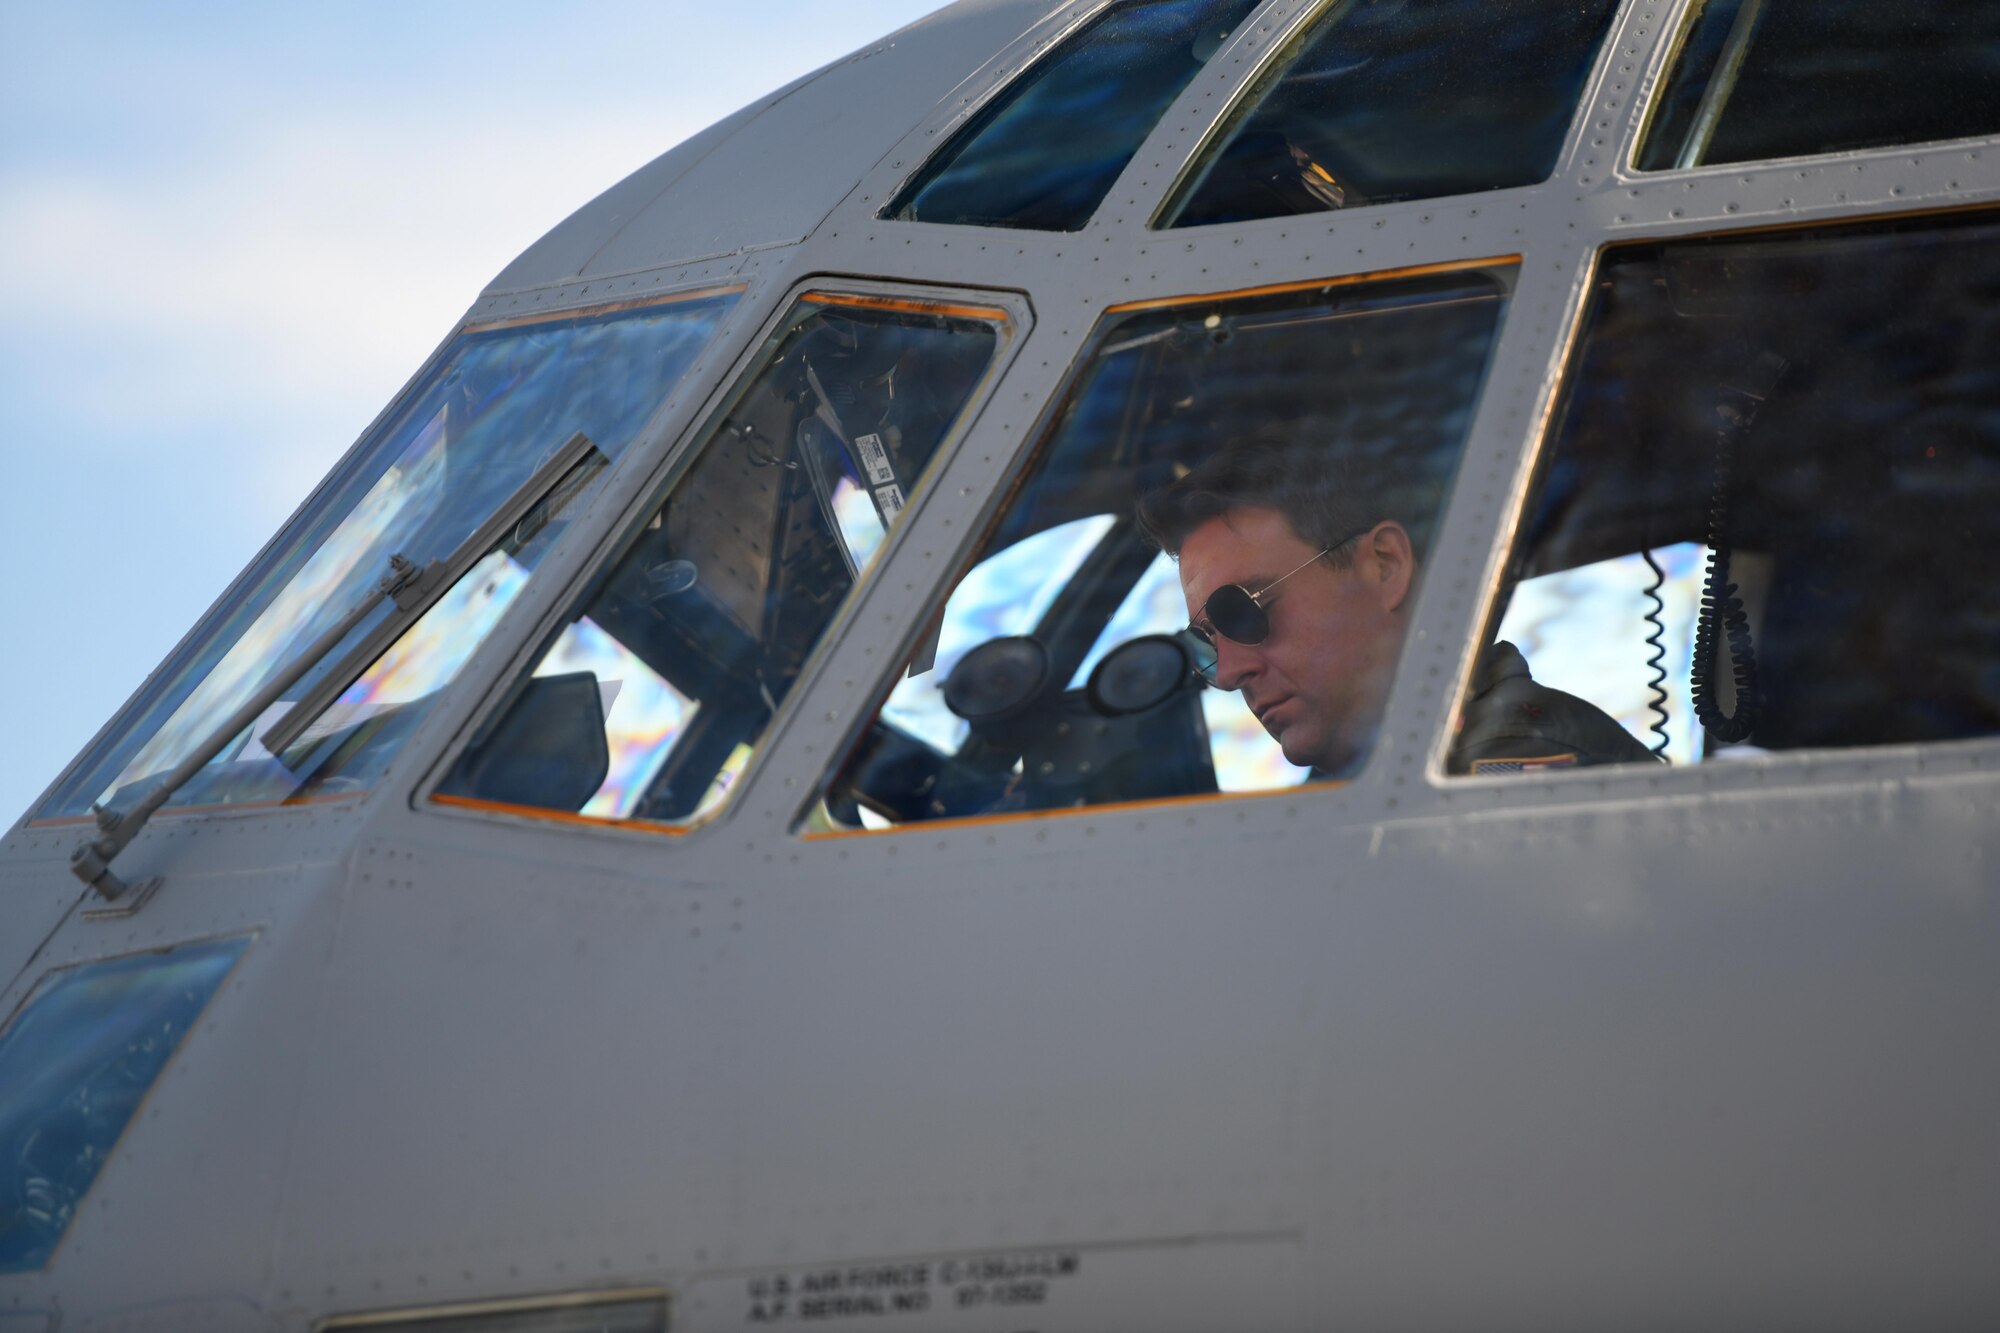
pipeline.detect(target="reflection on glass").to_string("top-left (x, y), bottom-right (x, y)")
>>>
top-left (530, 616), bottom-right (695, 820)
top-left (1638, 0), bottom-right (2000, 171)
top-left (829, 477), bottom-right (889, 570)
top-left (332, 552), bottom-right (530, 716)
top-left (1161, 0), bottom-right (1620, 228)
top-left (0, 937), bottom-right (250, 1274)
top-left (1468, 211), bottom-right (2000, 771)
top-left (119, 448), bottom-right (609, 811)
top-left (115, 421), bottom-right (449, 795)
top-left (39, 291), bottom-right (739, 821)
top-left (821, 268), bottom-right (1508, 828)
top-left (438, 293), bottom-right (1012, 826)
top-left (886, 0), bottom-right (1260, 231)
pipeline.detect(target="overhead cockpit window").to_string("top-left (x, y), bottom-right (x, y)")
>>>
top-left (1452, 211), bottom-right (2000, 777)
top-left (813, 265), bottom-right (1511, 831)
top-left (883, 0), bottom-right (1262, 231)
top-left (34, 290), bottom-right (739, 824)
top-left (433, 292), bottom-right (1012, 827)
top-left (1158, 0), bottom-right (1620, 229)
top-left (1637, 1), bottom-right (2000, 171)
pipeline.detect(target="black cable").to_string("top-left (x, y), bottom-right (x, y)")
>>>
top-left (1689, 407), bottom-right (1761, 743)
top-left (1639, 549), bottom-right (1672, 760)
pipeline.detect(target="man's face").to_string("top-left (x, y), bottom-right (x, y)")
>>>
top-left (1178, 506), bottom-right (1414, 775)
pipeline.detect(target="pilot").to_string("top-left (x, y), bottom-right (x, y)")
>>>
top-left (1135, 436), bottom-right (1660, 777)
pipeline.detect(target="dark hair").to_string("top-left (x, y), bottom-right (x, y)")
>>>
top-left (1135, 430), bottom-right (1387, 562)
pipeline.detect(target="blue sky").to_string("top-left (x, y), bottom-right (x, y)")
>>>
top-left (0, 0), bottom-right (943, 824)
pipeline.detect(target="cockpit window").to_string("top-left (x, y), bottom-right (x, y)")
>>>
top-left (1158, 0), bottom-right (1621, 229)
top-left (433, 292), bottom-right (1013, 827)
top-left (1637, 1), bottom-right (2000, 171)
top-left (883, 0), bottom-right (1262, 232)
top-left (813, 265), bottom-right (1510, 831)
top-left (35, 290), bottom-right (739, 823)
top-left (1452, 210), bottom-right (2000, 776)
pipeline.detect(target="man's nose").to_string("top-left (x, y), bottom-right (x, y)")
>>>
top-left (1210, 635), bottom-right (1263, 691)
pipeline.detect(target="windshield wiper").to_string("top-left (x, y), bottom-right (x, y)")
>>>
top-left (71, 430), bottom-right (600, 913)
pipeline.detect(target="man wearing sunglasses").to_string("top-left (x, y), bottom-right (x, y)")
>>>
top-left (1137, 437), bottom-right (1658, 778)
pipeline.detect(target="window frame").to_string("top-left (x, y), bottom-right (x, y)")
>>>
top-left (1628, 0), bottom-right (1734, 176)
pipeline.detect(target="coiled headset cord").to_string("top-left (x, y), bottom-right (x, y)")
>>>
top-left (1639, 549), bottom-right (1672, 759)
top-left (1689, 401), bottom-right (1761, 743)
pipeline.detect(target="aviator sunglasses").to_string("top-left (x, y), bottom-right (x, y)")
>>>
top-left (1183, 534), bottom-right (1359, 685)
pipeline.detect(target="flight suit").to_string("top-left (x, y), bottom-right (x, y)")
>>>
top-left (1447, 640), bottom-right (1663, 774)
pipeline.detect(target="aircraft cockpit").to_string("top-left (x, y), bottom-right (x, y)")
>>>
top-left (10, 0), bottom-right (2000, 1324)
top-left (308, 262), bottom-right (1518, 834)
top-left (30, 0), bottom-right (2000, 856)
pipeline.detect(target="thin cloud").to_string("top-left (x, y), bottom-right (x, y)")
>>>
top-left (0, 1), bottom-right (947, 824)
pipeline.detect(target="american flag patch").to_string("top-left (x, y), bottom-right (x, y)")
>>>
top-left (1470, 752), bottom-right (1579, 776)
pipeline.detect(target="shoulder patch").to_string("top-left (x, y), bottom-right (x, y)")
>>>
top-left (1469, 753), bottom-right (1579, 776)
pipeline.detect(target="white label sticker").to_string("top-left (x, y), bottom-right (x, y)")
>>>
top-left (875, 483), bottom-right (905, 520)
top-left (855, 432), bottom-right (896, 485)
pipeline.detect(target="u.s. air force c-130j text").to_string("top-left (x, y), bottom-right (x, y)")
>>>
top-left (6, 1), bottom-right (2000, 1329)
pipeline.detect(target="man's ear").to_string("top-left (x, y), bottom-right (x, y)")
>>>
top-left (1361, 520), bottom-right (1416, 612)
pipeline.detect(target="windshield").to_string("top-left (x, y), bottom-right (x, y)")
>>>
top-left (817, 267), bottom-right (1510, 829)
top-left (37, 289), bottom-right (739, 821)
top-left (435, 291), bottom-right (1012, 828)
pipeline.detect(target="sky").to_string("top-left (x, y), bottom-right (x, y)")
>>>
top-left (0, 0), bottom-right (946, 826)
